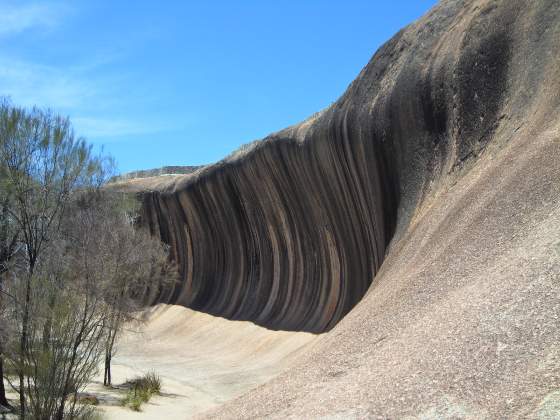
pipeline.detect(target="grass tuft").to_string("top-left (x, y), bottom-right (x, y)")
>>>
top-left (76, 406), bottom-right (104, 420)
top-left (120, 371), bottom-right (162, 411)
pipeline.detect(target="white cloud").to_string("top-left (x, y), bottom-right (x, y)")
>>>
top-left (0, 4), bottom-right (185, 142)
top-left (0, 57), bottom-right (183, 141)
top-left (0, 2), bottom-right (66, 37)
top-left (0, 58), bottom-right (97, 109)
top-left (72, 116), bottom-right (169, 139)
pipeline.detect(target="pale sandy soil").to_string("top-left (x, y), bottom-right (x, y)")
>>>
top-left (88, 304), bottom-right (317, 419)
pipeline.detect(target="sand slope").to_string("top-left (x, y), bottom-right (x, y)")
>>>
top-left (94, 305), bottom-right (315, 419)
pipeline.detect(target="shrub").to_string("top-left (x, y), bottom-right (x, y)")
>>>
top-left (121, 390), bottom-right (144, 412)
top-left (120, 372), bottom-right (162, 411)
top-left (138, 371), bottom-right (162, 395)
top-left (76, 406), bottom-right (104, 420)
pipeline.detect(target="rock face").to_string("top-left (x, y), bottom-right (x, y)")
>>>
top-left (139, 116), bottom-right (397, 332)
top-left (122, 0), bottom-right (560, 341)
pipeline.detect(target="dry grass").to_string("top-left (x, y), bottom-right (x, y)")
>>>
top-left (120, 372), bottom-right (162, 412)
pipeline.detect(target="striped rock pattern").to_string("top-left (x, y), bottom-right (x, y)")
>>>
top-left (139, 125), bottom-right (398, 333)
top-left (129, 0), bottom-right (559, 333)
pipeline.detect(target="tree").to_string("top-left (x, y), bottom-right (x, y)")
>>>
top-left (102, 220), bottom-right (175, 387)
top-left (12, 240), bottom-right (107, 420)
top-left (1, 188), bottom-right (175, 419)
top-left (0, 99), bottom-right (177, 418)
top-left (0, 100), bottom-right (105, 418)
top-left (65, 191), bottom-right (175, 387)
top-left (0, 170), bottom-right (20, 408)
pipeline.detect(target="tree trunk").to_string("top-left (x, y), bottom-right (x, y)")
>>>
top-left (104, 355), bottom-right (112, 386)
top-left (18, 368), bottom-right (24, 418)
top-left (107, 357), bottom-right (111, 386)
top-left (104, 324), bottom-right (117, 387)
top-left (55, 394), bottom-right (67, 420)
top-left (19, 270), bottom-right (34, 419)
top-left (0, 253), bottom-right (12, 410)
top-left (56, 295), bottom-right (91, 420)
top-left (0, 276), bottom-right (11, 409)
top-left (0, 355), bottom-right (10, 408)
top-left (42, 314), bottom-right (52, 351)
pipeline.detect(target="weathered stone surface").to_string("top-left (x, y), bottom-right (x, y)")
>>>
top-left (137, 120), bottom-right (397, 332)
top-left (114, 0), bottom-right (559, 342)
top-left (111, 165), bottom-right (201, 182)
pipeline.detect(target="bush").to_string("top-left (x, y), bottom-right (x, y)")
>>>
top-left (76, 406), bottom-right (104, 420)
top-left (137, 371), bottom-right (162, 395)
top-left (120, 372), bottom-right (162, 411)
top-left (121, 390), bottom-right (144, 412)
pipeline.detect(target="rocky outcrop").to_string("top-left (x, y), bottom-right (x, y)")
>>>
top-left (120, 0), bottom-right (560, 335)
top-left (111, 165), bottom-right (201, 182)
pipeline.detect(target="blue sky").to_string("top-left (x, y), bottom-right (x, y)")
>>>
top-left (0, 1), bottom-right (436, 174)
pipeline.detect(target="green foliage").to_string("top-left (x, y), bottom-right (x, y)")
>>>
top-left (121, 389), bottom-right (147, 412)
top-left (133, 371), bottom-right (162, 395)
top-left (0, 98), bottom-right (175, 419)
top-left (0, 98), bottom-right (114, 419)
top-left (75, 405), bottom-right (104, 420)
top-left (120, 372), bottom-right (162, 411)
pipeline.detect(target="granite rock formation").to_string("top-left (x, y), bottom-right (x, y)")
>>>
top-left (111, 165), bottom-right (201, 182)
top-left (114, 0), bottom-right (559, 342)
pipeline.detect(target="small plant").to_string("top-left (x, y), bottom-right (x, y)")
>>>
top-left (139, 371), bottom-right (162, 394)
top-left (120, 371), bottom-right (162, 411)
top-left (121, 390), bottom-right (144, 411)
top-left (76, 394), bottom-right (100, 406)
top-left (76, 406), bottom-right (104, 420)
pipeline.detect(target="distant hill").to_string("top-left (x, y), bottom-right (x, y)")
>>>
top-left (110, 165), bottom-right (202, 182)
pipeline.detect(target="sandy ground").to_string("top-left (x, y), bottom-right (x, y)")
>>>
top-left (87, 304), bottom-right (317, 419)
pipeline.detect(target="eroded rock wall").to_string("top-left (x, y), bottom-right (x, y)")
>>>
top-left (133, 0), bottom-right (560, 333)
top-left (140, 127), bottom-right (397, 332)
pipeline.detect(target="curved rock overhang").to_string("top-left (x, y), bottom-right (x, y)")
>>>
top-left (128, 0), bottom-right (559, 333)
top-left (140, 123), bottom-right (398, 332)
